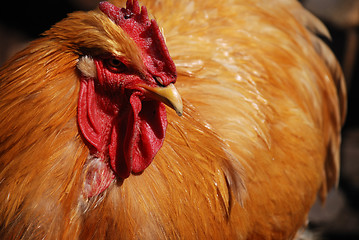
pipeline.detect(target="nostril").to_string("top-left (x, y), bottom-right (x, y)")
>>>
top-left (153, 76), bottom-right (164, 87)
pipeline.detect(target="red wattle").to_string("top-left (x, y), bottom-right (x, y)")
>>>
top-left (78, 69), bottom-right (167, 194)
top-left (108, 93), bottom-right (167, 178)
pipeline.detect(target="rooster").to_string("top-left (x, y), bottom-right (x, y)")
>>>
top-left (0, 0), bottom-right (346, 239)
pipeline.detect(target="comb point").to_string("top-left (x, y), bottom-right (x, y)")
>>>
top-left (140, 6), bottom-right (149, 23)
top-left (127, 0), bottom-right (140, 14)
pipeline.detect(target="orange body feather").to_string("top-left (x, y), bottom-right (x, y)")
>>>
top-left (0, 0), bottom-right (346, 239)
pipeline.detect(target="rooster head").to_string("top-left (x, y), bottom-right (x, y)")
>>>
top-left (76, 0), bottom-right (182, 196)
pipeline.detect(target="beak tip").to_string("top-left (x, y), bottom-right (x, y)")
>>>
top-left (176, 110), bottom-right (183, 117)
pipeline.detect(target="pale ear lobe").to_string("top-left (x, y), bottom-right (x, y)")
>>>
top-left (77, 56), bottom-right (97, 78)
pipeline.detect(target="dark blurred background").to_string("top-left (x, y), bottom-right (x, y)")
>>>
top-left (0, 0), bottom-right (358, 239)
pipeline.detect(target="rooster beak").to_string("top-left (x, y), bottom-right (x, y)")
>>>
top-left (141, 83), bottom-right (183, 116)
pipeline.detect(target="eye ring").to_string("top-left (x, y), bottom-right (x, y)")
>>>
top-left (105, 57), bottom-right (127, 73)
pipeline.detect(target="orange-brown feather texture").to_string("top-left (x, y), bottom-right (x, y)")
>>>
top-left (0, 0), bottom-right (346, 239)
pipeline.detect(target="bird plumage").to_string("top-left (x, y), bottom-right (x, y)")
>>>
top-left (0, 0), bottom-right (346, 239)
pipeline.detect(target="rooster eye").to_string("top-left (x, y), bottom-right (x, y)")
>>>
top-left (105, 58), bottom-right (127, 73)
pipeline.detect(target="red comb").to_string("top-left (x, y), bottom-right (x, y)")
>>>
top-left (99, 1), bottom-right (177, 86)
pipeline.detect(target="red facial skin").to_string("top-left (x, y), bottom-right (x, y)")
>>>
top-left (77, 1), bottom-right (177, 197)
top-left (78, 56), bottom-right (167, 183)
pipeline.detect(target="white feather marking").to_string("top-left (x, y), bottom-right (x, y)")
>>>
top-left (77, 56), bottom-right (97, 78)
